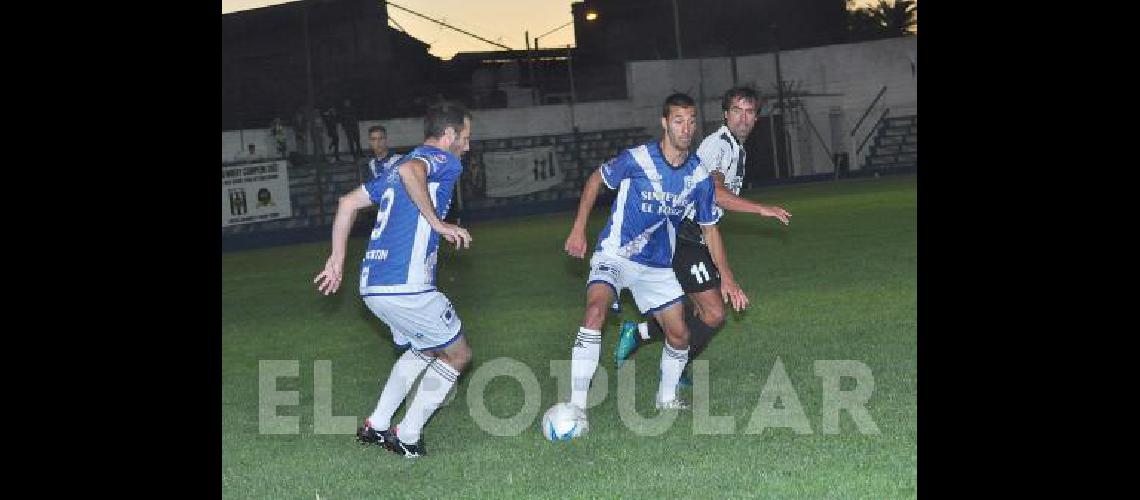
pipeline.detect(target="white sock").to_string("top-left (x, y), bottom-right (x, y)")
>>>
top-left (367, 349), bottom-right (432, 430)
top-left (396, 360), bottom-right (459, 444)
top-left (658, 343), bottom-right (689, 403)
top-left (637, 322), bottom-right (650, 340)
top-left (570, 327), bottom-right (602, 408)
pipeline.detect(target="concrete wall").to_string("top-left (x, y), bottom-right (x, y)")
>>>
top-left (222, 100), bottom-right (643, 163)
top-left (223, 36), bottom-right (917, 174)
top-left (623, 36), bottom-right (917, 175)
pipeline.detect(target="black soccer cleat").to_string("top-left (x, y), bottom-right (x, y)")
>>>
top-left (356, 421), bottom-right (395, 447)
top-left (384, 432), bottom-right (427, 458)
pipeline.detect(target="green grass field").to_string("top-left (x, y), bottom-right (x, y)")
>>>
top-left (222, 174), bottom-right (917, 499)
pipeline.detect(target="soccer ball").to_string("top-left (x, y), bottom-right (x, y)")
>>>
top-left (541, 403), bottom-right (588, 441)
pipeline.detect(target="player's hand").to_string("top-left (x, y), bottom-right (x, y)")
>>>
top-left (759, 204), bottom-right (791, 225)
top-left (434, 222), bottom-right (472, 249)
top-left (314, 256), bottom-right (344, 295)
top-left (720, 279), bottom-right (749, 312)
top-left (564, 230), bottom-right (587, 258)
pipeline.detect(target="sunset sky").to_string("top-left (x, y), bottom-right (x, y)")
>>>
top-left (222, 1), bottom-right (894, 60)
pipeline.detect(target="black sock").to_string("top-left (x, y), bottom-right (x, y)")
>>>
top-left (646, 298), bottom-right (697, 344)
top-left (686, 314), bottom-right (719, 364)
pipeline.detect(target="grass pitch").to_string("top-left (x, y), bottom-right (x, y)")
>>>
top-left (222, 174), bottom-right (917, 498)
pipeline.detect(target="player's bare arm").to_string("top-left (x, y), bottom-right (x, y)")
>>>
top-left (700, 223), bottom-right (749, 312)
top-left (314, 187), bottom-right (373, 295)
top-left (398, 158), bottom-right (472, 249)
top-left (564, 169), bottom-right (605, 258)
top-left (709, 171), bottom-right (791, 225)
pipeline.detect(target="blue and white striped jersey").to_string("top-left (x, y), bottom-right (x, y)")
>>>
top-left (594, 142), bottom-right (720, 268)
top-left (359, 145), bottom-right (462, 295)
top-left (368, 151), bottom-right (403, 181)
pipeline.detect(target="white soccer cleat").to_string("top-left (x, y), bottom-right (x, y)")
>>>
top-left (655, 398), bottom-right (691, 410)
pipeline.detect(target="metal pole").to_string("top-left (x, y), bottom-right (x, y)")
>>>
top-left (567, 46), bottom-right (576, 104)
top-left (768, 113), bottom-right (779, 179)
top-left (567, 45), bottom-right (576, 130)
top-left (526, 31), bottom-right (536, 105)
top-left (672, 0), bottom-right (683, 59)
top-left (698, 57), bottom-right (706, 139)
top-left (303, 2), bottom-right (315, 155)
top-left (773, 26), bottom-right (786, 179)
top-left (303, 1), bottom-right (324, 220)
top-left (534, 37), bottom-right (541, 100)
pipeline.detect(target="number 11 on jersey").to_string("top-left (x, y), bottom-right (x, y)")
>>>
top-left (690, 261), bottom-right (711, 284)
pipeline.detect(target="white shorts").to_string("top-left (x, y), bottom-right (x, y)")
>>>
top-left (587, 252), bottom-right (685, 316)
top-left (362, 291), bottom-right (463, 351)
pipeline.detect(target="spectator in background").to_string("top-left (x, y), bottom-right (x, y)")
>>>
top-left (308, 105), bottom-right (325, 159)
top-left (322, 105), bottom-right (341, 162)
top-left (271, 117), bottom-right (288, 158)
top-left (366, 125), bottom-right (402, 181)
top-left (341, 99), bottom-right (362, 161)
top-left (293, 107), bottom-right (308, 155)
top-left (235, 143), bottom-right (260, 162)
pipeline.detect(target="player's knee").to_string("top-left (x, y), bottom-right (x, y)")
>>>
top-left (664, 329), bottom-right (689, 350)
top-left (702, 303), bottom-right (726, 328)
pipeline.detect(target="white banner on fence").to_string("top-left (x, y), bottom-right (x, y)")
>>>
top-left (221, 160), bottom-right (292, 227)
top-left (483, 146), bottom-right (562, 198)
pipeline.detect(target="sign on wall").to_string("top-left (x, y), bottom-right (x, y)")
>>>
top-left (221, 160), bottom-right (292, 227)
top-left (482, 146), bottom-right (562, 198)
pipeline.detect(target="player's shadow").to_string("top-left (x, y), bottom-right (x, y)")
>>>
top-left (356, 305), bottom-right (389, 340)
top-left (316, 288), bottom-right (349, 314)
top-left (438, 244), bottom-right (475, 275)
top-left (559, 241), bottom-right (590, 277)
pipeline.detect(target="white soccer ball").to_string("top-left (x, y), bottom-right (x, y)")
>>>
top-left (541, 403), bottom-right (588, 441)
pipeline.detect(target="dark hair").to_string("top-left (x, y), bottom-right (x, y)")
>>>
top-left (424, 101), bottom-right (472, 139)
top-left (368, 125), bottom-right (387, 136)
top-left (662, 93), bottom-right (696, 118)
top-left (721, 86), bottom-right (759, 111)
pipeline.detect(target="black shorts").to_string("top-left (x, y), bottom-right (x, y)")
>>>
top-left (672, 240), bottom-right (721, 293)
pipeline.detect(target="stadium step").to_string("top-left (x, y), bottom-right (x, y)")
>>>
top-left (862, 114), bottom-right (917, 171)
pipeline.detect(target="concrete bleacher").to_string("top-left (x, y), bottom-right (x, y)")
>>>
top-left (864, 115), bottom-right (917, 171)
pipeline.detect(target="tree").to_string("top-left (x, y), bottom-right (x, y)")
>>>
top-left (846, 0), bottom-right (917, 41)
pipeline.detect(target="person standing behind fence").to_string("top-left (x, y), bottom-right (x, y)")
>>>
top-left (342, 99), bottom-right (362, 161)
top-left (293, 107), bottom-right (308, 155)
top-left (322, 105), bottom-right (341, 162)
top-left (308, 105), bottom-right (325, 160)
top-left (235, 143), bottom-right (260, 163)
top-left (367, 125), bottom-right (402, 181)
top-left (271, 117), bottom-right (288, 158)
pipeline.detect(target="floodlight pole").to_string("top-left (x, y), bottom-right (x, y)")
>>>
top-left (773, 24), bottom-right (786, 179)
top-left (672, 0), bottom-right (683, 59)
top-left (302, 0), bottom-right (324, 219)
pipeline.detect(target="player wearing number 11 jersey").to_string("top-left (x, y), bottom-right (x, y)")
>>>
top-left (314, 101), bottom-right (475, 458)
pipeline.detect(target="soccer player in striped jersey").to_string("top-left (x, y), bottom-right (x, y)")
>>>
top-left (614, 86), bottom-right (792, 388)
top-left (314, 101), bottom-right (474, 458)
top-left (366, 125), bottom-right (403, 181)
top-left (563, 93), bottom-right (747, 412)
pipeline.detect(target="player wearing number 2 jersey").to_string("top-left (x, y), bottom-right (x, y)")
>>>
top-left (314, 101), bottom-right (474, 458)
